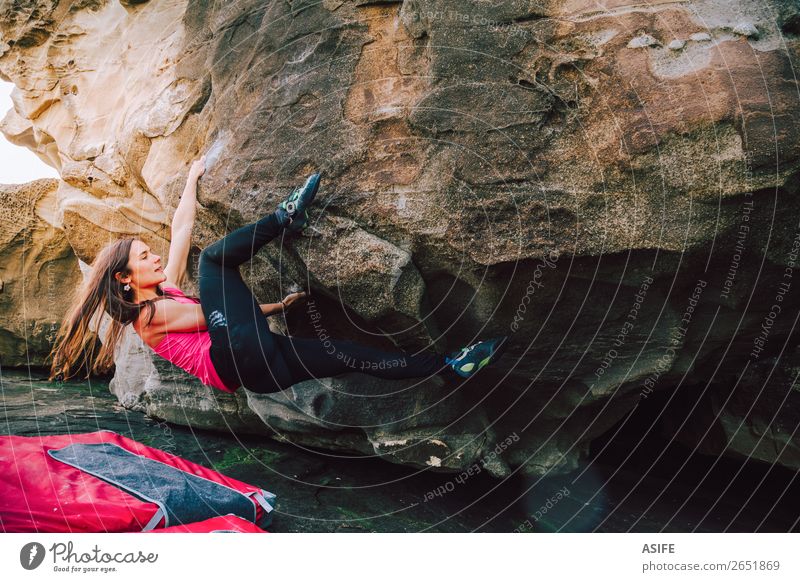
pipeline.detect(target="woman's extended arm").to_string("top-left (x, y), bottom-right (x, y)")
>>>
top-left (259, 291), bottom-right (308, 317)
top-left (164, 156), bottom-right (205, 287)
top-left (149, 291), bottom-right (307, 335)
top-left (150, 301), bottom-right (279, 334)
top-left (259, 303), bottom-right (285, 317)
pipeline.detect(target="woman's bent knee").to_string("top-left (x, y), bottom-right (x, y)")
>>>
top-left (199, 245), bottom-right (222, 267)
top-left (199, 246), bottom-right (230, 283)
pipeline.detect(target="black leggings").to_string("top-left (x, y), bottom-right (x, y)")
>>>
top-left (198, 212), bottom-right (448, 393)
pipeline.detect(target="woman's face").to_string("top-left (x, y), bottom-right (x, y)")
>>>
top-left (121, 240), bottom-right (166, 291)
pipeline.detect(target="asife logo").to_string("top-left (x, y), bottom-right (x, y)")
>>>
top-left (20, 542), bottom-right (46, 570)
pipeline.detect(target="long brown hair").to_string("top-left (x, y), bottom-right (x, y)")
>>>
top-left (47, 237), bottom-right (184, 382)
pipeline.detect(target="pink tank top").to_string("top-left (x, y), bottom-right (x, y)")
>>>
top-left (149, 286), bottom-right (239, 393)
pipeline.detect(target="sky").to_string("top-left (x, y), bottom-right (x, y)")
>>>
top-left (0, 81), bottom-right (60, 184)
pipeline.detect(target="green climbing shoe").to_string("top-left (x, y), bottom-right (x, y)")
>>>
top-left (446, 336), bottom-right (509, 378)
top-left (276, 172), bottom-right (321, 233)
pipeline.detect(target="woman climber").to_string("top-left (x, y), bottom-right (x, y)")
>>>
top-left (48, 156), bottom-right (508, 394)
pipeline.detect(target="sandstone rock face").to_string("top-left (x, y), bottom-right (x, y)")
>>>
top-left (0, 179), bottom-right (80, 366)
top-left (1, 0), bottom-right (799, 476)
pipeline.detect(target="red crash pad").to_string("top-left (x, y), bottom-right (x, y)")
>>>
top-left (0, 430), bottom-right (276, 533)
top-left (151, 515), bottom-right (268, 533)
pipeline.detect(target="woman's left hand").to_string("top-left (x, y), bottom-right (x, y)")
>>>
top-left (189, 155), bottom-right (206, 180)
top-left (281, 291), bottom-right (308, 311)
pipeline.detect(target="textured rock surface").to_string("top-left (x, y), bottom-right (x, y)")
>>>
top-left (665, 343), bottom-right (800, 469)
top-left (0, 179), bottom-right (80, 366)
top-left (1, 0), bottom-right (799, 476)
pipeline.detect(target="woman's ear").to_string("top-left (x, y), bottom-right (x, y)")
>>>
top-left (114, 271), bottom-right (131, 285)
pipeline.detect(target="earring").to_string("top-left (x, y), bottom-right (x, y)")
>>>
top-left (123, 283), bottom-right (131, 291)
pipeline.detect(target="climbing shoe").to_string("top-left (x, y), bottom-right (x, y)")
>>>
top-left (445, 336), bottom-right (509, 378)
top-left (276, 172), bottom-right (321, 233)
